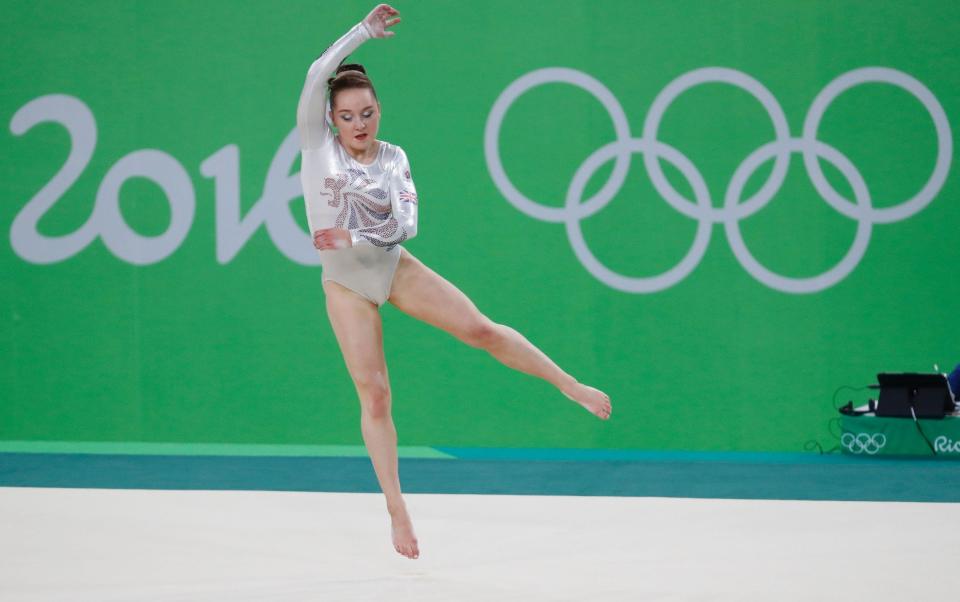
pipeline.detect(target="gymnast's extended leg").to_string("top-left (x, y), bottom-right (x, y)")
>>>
top-left (323, 280), bottom-right (419, 559)
top-left (388, 249), bottom-right (611, 419)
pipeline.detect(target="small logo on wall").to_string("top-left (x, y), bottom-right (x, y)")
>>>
top-left (841, 432), bottom-right (887, 455)
top-left (934, 436), bottom-right (960, 454)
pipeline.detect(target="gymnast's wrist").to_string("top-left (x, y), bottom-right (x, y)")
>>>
top-left (359, 20), bottom-right (373, 39)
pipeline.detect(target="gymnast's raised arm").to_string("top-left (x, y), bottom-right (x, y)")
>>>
top-left (296, 4), bottom-right (400, 150)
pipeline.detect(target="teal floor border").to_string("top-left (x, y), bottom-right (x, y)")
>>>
top-left (2, 451), bottom-right (958, 502)
top-left (6, 440), bottom-right (951, 464)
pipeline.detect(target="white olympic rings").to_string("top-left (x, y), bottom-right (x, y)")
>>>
top-left (841, 432), bottom-right (887, 455)
top-left (484, 67), bottom-right (952, 294)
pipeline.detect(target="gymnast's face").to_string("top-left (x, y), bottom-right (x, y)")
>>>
top-left (330, 87), bottom-right (381, 157)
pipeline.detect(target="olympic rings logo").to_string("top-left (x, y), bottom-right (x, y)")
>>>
top-left (484, 67), bottom-right (952, 294)
top-left (841, 432), bottom-right (887, 455)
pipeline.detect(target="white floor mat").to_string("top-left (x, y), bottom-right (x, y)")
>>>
top-left (2, 487), bottom-right (957, 601)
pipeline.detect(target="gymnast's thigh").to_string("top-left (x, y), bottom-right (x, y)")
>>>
top-left (323, 280), bottom-right (389, 389)
top-left (387, 248), bottom-right (489, 341)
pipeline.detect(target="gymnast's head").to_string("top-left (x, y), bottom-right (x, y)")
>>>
top-left (328, 63), bottom-right (381, 154)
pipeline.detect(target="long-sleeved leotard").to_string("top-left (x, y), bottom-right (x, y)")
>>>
top-left (297, 21), bottom-right (419, 305)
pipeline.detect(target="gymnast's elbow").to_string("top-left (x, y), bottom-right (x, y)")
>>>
top-left (404, 222), bottom-right (418, 241)
top-left (305, 55), bottom-right (330, 79)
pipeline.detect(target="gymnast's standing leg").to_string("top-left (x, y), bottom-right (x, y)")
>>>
top-left (322, 279), bottom-right (423, 559)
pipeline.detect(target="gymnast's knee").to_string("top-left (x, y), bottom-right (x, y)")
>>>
top-left (356, 377), bottom-right (392, 420)
top-left (461, 318), bottom-right (502, 350)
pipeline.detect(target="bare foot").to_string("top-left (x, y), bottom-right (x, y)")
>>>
top-left (389, 507), bottom-right (420, 559)
top-left (562, 382), bottom-right (612, 420)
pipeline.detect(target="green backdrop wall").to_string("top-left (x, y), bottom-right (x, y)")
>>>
top-left (2, 0), bottom-right (957, 452)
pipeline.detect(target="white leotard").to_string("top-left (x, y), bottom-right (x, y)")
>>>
top-left (297, 21), bottom-right (419, 305)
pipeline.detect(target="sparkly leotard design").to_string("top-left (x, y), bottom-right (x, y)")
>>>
top-left (323, 168), bottom-right (408, 250)
top-left (297, 21), bottom-right (419, 305)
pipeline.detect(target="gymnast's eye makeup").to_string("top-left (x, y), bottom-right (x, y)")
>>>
top-left (338, 108), bottom-right (374, 122)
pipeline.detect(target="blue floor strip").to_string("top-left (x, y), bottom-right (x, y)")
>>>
top-left (2, 452), bottom-right (959, 502)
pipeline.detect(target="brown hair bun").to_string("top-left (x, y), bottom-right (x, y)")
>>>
top-left (327, 63), bottom-right (378, 107)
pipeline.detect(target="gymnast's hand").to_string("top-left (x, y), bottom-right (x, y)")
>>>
top-left (313, 228), bottom-right (353, 250)
top-left (363, 4), bottom-right (401, 38)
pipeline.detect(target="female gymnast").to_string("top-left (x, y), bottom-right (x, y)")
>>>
top-left (297, 4), bottom-right (612, 560)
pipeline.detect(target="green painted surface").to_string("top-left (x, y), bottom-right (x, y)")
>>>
top-left (2, 1), bottom-right (958, 452)
top-left (0, 440), bottom-right (452, 459)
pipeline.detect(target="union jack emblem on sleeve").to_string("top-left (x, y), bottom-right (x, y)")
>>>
top-left (399, 190), bottom-right (418, 204)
